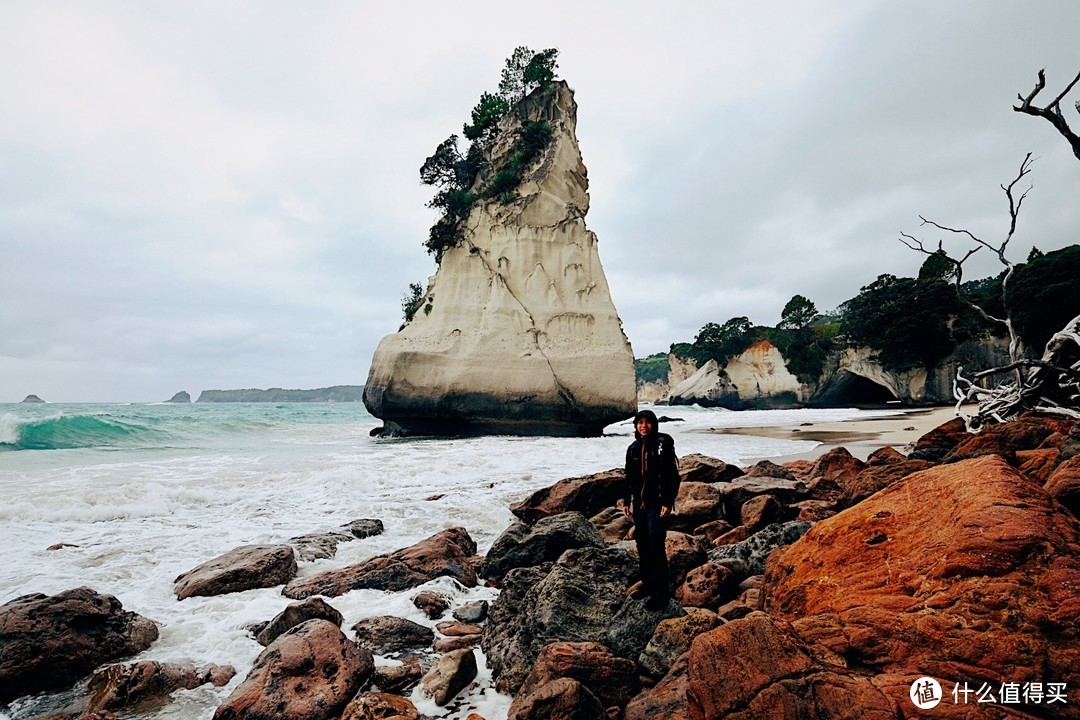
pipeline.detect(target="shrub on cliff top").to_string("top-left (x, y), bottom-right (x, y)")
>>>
top-left (419, 47), bottom-right (560, 262)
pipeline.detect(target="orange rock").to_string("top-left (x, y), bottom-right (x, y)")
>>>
top-left (623, 654), bottom-right (690, 720)
top-left (944, 417), bottom-right (1068, 465)
top-left (214, 619), bottom-right (373, 720)
top-left (841, 460), bottom-right (933, 504)
top-left (792, 500), bottom-right (838, 523)
top-left (1045, 456), bottom-right (1080, 518)
top-left (676, 563), bottom-right (736, 611)
top-left (864, 444), bottom-right (907, 468)
top-left (685, 613), bottom-right (900, 720)
top-left (765, 456), bottom-right (1080, 698)
top-left (1039, 431), bottom-right (1070, 450)
top-left (739, 495), bottom-right (781, 531)
top-left (1017, 448), bottom-right (1061, 484)
top-left (679, 454), bottom-right (745, 484)
top-left (866, 446), bottom-right (907, 465)
top-left (908, 416), bottom-right (969, 461)
top-left (692, 519), bottom-right (734, 543)
top-left (712, 526), bottom-right (750, 547)
top-left (782, 459), bottom-right (815, 482)
top-left (510, 641), bottom-right (637, 714)
top-left (809, 447), bottom-right (866, 488)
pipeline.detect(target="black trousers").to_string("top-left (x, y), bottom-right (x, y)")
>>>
top-left (633, 506), bottom-right (670, 598)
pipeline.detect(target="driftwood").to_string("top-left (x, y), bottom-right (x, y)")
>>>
top-left (895, 68), bottom-right (1080, 430)
top-left (954, 313), bottom-right (1080, 430)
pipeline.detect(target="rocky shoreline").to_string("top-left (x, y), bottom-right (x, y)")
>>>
top-left (2, 412), bottom-right (1078, 719)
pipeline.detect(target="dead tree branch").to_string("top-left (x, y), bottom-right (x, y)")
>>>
top-left (896, 155), bottom-right (1079, 430)
top-left (954, 313), bottom-right (1080, 426)
top-left (1014, 68), bottom-right (1080, 161)
top-left (899, 154), bottom-right (1034, 362)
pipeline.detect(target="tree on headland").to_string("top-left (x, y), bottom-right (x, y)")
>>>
top-left (499, 47), bottom-right (559, 105)
top-left (418, 47), bottom-right (560, 262)
top-left (778, 294), bottom-right (818, 331)
top-left (689, 317), bottom-right (757, 366)
top-left (900, 148), bottom-right (1080, 427)
top-left (401, 282), bottom-right (424, 324)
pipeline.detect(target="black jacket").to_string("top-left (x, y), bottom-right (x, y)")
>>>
top-left (624, 431), bottom-right (681, 511)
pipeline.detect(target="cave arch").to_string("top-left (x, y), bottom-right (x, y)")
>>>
top-left (813, 370), bottom-right (899, 407)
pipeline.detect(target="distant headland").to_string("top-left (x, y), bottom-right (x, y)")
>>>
top-left (195, 386), bottom-right (365, 403)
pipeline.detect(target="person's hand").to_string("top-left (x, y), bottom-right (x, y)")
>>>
top-left (622, 504), bottom-right (632, 518)
top-left (660, 506), bottom-right (671, 518)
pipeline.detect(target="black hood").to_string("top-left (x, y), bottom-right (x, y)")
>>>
top-left (633, 409), bottom-right (660, 440)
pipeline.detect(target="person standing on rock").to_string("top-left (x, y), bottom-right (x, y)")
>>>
top-left (622, 409), bottom-right (680, 610)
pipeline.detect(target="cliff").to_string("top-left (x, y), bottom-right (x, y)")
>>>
top-left (364, 81), bottom-right (636, 436)
top-left (667, 336), bottom-right (1013, 408)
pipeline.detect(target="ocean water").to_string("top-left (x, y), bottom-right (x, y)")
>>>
top-left (0, 402), bottom-right (901, 719)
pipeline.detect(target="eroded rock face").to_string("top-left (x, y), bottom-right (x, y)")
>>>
top-left (0, 587), bottom-right (159, 704)
top-left (213, 619), bottom-right (373, 720)
top-left (482, 512), bottom-right (604, 583)
top-left (686, 613), bottom-right (899, 720)
top-left (764, 456), bottom-right (1080, 713)
top-left (481, 547), bottom-right (636, 693)
top-left (363, 81), bottom-right (635, 437)
top-left (86, 661), bottom-right (235, 713)
top-left (174, 545), bottom-right (297, 599)
top-left (282, 527), bottom-right (478, 599)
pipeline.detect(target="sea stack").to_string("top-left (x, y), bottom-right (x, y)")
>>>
top-left (20, 394), bottom-right (45, 404)
top-left (364, 81), bottom-right (636, 436)
top-left (166, 391), bottom-right (192, 403)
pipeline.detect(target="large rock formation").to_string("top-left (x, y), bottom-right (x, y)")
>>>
top-left (668, 336), bottom-right (1014, 409)
top-left (670, 340), bottom-right (805, 409)
top-left (364, 81), bottom-right (636, 436)
top-left (0, 587), bottom-right (159, 704)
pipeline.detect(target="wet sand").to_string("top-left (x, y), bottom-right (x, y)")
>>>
top-left (716, 405), bottom-right (961, 463)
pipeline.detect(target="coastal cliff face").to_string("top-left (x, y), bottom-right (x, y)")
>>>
top-left (666, 336), bottom-right (1013, 408)
top-left (364, 82), bottom-right (636, 436)
top-left (669, 340), bottom-right (804, 409)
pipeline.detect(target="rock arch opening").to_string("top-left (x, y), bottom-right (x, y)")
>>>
top-left (814, 370), bottom-right (898, 407)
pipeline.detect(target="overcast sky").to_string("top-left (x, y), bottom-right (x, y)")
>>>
top-left (2, 1), bottom-right (1078, 403)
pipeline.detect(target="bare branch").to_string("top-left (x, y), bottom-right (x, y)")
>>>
top-left (918, 215), bottom-right (985, 248)
top-left (1002, 153), bottom-right (1035, 253)
top-left (1014, 68), bottom-right (1080, 161)
top-left (972, 358), bottom-right (1080, 383)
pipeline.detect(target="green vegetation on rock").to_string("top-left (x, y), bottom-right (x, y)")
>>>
top-left (635, 353), bottom-right (670, 385)
top-left (419, 47), bottom-right (560, 261)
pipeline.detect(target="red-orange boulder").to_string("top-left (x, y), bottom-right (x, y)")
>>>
top-left (765, 456), bottom-right (1080, 715)
top-left (509, 469), bottom-right (623, 523)
top-left (841, 459), bottom-right (933, 504)
top-left (509, 641), bottom-right (637, 714)
top-left (1017, 448), bottom-right (1061, 484)
top-left (686, 612), bottom-right (899, 720)
top-left (943, 416), bottom-right (1071, 465)
top-left (908, 416), bottom-right (969, 461)
top-left (866, 446), bottom-right (907, 465)
top-left (675, 562), bottom-right (736, 611)
top-left (809, 447), bottom-right (865, 490)
top-left (1046, 456), bottom-right (1080, 518)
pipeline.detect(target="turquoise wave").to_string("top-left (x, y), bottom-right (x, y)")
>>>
top-left (0, 403), bottom-right (377, 452)
top-left (0, 414), bottom-right (161, 451)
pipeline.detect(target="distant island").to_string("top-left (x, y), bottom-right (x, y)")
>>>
top-left (196, 386), bottom-right (365, 403)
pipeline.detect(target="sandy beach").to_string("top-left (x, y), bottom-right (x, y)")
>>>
top-left (716, 405), bottom-right (962, 463)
